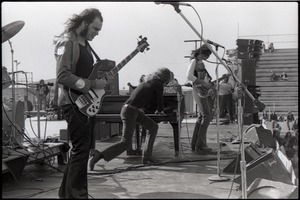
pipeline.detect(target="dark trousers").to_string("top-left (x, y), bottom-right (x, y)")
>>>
top-left (219, 94), bottom-right (234, 121)
top-left (191, 90), bottom-right (212, 148)
top-left (58, 104), bottom-right (95, 199)
top-left (102, 105), bottom-right (158, 161)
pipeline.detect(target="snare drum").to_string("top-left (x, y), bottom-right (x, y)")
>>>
top-left (2, 66), bottom-right (12, 90)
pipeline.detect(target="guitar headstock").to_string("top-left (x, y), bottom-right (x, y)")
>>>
top-left (137, 35), bottom-right (150, 53)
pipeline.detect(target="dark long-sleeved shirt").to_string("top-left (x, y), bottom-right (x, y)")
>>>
top-left (125, 79), bottom-right (164, 112)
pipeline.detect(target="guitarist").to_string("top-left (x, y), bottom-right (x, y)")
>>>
top-left (186, 44), bottom-right (213, 153)
top-left (53, 8), bottom-right (107, 199)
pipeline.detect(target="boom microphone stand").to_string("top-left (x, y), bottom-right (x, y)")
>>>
top-left (160, 4), bottom-right (265, 199)
top-left (209, 48), bottom-right (230, 182)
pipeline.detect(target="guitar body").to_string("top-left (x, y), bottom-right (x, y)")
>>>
top-left (194, 74), bottom-right (231, 98)
top-left (68, 36), bottom-right (149, 117)
top-left (69, 61), bottom-right (110, 117)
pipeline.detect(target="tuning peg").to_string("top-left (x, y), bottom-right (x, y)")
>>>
top-left (139, 35), bottom-right (142, 39)
top-left (146, 47), bottom-right (150, 51)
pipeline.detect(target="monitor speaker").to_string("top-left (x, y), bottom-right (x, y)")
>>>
top-left (234, 149), bottom-right (297, 187)
top-left (3, 155), bottom-right (29, 181)
top-left (223, 143), bottom-right (262, 173)
top-left (245, 178), bottom-right (298, 199)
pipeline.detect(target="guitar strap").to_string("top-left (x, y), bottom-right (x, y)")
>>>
top-left (86, 41), bottom-right (101, 62)
top-left (204, 68), bottom-right (212, 80)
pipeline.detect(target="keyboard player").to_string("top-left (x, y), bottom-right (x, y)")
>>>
top-left (89, 67), bottom-right (173, 170)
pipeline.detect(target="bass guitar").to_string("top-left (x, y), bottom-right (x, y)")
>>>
top-left (69, 36), bottom-right (150, 117)
top-left (194, 73), bottom-right (231, 98)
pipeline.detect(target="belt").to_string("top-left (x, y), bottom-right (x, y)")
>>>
top-left (123, 104), bottom-right (145, 114)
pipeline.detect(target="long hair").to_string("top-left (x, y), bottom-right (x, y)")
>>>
top-left (190, 44), bottom-right (212, 60)
top-left (57, 8), bottom-right (103, 38)
top-left (146, 68), bottom-right (171, 85)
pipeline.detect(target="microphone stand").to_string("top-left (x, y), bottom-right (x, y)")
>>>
top-left (208, 47), bottom-right (230, 182)
top-left (167, 4), bottom-right (265, 198)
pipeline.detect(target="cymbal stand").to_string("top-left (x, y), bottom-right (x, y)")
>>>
top-left (8, 40), bottom-right (17, 143)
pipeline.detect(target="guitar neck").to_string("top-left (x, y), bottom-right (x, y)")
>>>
top-left (105, 49), bottom-right (140, 80)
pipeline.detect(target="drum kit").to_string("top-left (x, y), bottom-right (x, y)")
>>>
top-left (2, 20), bottom-right (26, 146)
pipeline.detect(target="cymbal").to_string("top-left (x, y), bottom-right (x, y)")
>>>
top-left (2, 21), bottom-right (25, 43)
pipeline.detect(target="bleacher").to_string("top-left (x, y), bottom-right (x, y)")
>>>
top-left (256, 48), bottom-right (298, 118)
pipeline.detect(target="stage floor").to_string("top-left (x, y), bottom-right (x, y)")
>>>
top-left (2, 116), bottom-right (298, 199)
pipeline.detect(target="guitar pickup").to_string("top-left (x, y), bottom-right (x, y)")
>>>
top-left (88, 90), bottom-right (97, 101)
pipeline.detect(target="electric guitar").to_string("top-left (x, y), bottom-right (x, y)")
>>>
top-left (194, 73), bottom-right (231, 98)
top-left (69, 36), bottom-right (150, 117)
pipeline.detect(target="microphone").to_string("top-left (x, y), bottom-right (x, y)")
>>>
top-left (206, 39), bottom-right (225, 49)
top-left (155, 1), bottom-right (191, 7)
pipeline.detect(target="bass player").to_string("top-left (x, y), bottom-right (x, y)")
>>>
top-left (54, 8), bottom-right (107, 198)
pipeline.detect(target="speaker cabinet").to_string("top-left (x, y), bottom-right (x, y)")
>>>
top-left (3, 155), bottom-right (29, 181)
top-left (223, 143), bottom-right (262, 173)
top-left (234, 149), bottom-right (297, 187)
top-left (97, 59), bottom-right (119, 95)
top-left (245, 178), bottom-right (298, 199)
top-left (237, 59), bottom-right (257, 119)
top-left (238, 59), bottom-right (256, 86)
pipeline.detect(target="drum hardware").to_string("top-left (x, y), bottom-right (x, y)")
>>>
top-left (2, 20), bottom-right (25, 142)
top-left (2, 21), bottom-right (25, 43)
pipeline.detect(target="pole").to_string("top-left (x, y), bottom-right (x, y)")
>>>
top-left (177, 90), bottom-right (181, 157)
top-left (237, 87), bottom-right (247, 199)
top-left (208, 48), bottom-right (230, 182)
top-left (8, 40), bottom-right (16, 142)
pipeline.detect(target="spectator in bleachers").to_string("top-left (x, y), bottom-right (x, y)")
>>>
top-left (292, 117), bottom-right (298, 132)
top-left (268, 42), bottom-right (274, 53)
top-left (273, 129), bottom-right (284, 147)
top-left (270, 111), bottom-right (277, 121)
top-left (280, 72), bottom-right (289, 81)
top-left (273, 121), bottom-right (282, 132)
top-left (261, 42), bottom-right (266, 53)
top-left (282, 131), bottom-right (292, 149)
top-left (270, 71), bottom-right (280, 81)
top-left (262, 110), bottom-right (269, 121)
top-left (287, 111), bottom-right (295, 130)
top-left (278, 115), bottom-right (284, 122)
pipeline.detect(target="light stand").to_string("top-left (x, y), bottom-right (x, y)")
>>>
top-left (163, 4), bottom-right (265, 198)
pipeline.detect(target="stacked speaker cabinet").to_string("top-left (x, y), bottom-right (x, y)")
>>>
top-left (237, 59), bottom-right (257, 125)
top-left (236, 39), bottom-right (263, 60)
top-left (94, 59), bottom-right (120, 140)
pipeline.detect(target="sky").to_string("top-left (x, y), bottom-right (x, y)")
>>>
top-left (2, 1), bottom-right (298, 90)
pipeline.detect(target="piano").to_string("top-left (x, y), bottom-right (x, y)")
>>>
top-left (96, 94), bottom-right (185, 157)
